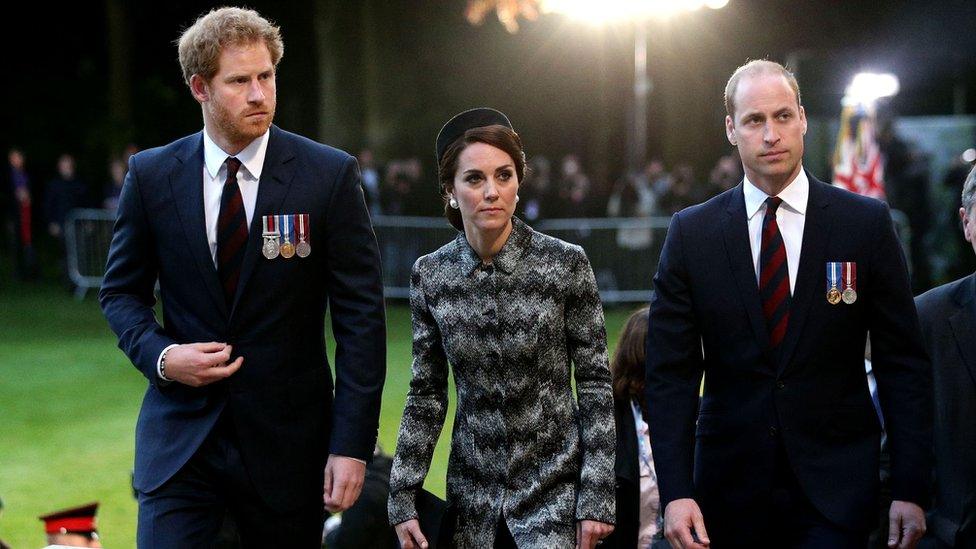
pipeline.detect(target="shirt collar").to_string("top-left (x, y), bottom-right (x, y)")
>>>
top-left (743, 167), bottom-right (809, 220)
top-left (456, 216), bottom-right (532, 276)
top-left (202, 127), bottom-right (270, 180)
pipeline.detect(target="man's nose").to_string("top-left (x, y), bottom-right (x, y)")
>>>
top-left (763, 123), bottom-right (780, 144)
top-left (247, 79), bottom-right (266, 103)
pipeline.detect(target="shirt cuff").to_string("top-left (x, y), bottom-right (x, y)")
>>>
top-left (157, 343), bottom-right (179, 381)
top-left (329, 453), bottom-right (367, 465)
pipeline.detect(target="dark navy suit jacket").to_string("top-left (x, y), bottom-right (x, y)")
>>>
top-left (916, 274), bottom-right (976, 546)
top-left (645, 174), bottom-right (931, 532)
top-left (100, 126), bottom-right (386, 512)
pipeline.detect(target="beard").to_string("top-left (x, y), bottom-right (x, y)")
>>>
top-left (206, 97), bottom-right (275, 148)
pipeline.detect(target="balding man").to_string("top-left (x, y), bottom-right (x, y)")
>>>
top-left (645, 60), bottom-right (931, 548)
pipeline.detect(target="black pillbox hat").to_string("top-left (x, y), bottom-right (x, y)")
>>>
top-left (435, 107), bottom-right (514, 165)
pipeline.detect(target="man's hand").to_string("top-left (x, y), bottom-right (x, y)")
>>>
top-left (664, 498), bottom-right (710, 548)
top-left (323, 454), bottom-right (366, 513)
top-left (576, 519), bottom-right (614, 549)
top-left (888, 500), bottom-right (926, 549)
top-left (394, 518), bottom-right (429, 549)
top-left (163, 342), bottom-right (242, 387)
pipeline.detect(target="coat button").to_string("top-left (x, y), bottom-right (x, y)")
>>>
top-left (769, 426), bottom-right (778, 437)
top-left (776, 381), bottom-right (786, 390)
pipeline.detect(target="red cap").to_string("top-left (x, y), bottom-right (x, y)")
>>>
top-left (38, 502), bottom-right (98, 534)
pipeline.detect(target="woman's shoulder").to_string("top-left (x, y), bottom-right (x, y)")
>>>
top-left (525, 226), bottom-right (587, 264)
top-left (412, 234), bottom-right (464, 273)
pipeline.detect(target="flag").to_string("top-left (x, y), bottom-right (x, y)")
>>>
top-left (832, 104), bottom-right (885, 199)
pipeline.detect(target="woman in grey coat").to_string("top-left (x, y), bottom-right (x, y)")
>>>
top-left (388, 108), bottom-right (616, 548)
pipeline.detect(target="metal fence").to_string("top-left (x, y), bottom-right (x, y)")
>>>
top-left (65, 209), bottom-right (911, 303)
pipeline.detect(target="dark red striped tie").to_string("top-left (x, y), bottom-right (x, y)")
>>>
top-left (759, 197), bottom-right (791, 348)
top-left (217, 157), bottom-right (247, 306)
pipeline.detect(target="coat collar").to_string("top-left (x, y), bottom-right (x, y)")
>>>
top-left (456, 216), bottom-right (532, 276)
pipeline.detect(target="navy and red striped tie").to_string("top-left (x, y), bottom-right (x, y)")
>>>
top-left (759, 196), bottom-right (791, 348)
top-left (217, 157), bottom-right (248, 307)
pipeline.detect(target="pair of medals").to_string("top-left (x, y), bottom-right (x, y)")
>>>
top-left (826, 261), bottom-right (857, 305)
top-left (261, 214), bottom-right (311, 259)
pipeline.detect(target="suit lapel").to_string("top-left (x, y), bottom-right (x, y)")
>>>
top-left (949, 274), bottom-right (976, 386)
top-left (722, 183), bottom-right (773, 365)
top-left (229, 126), bottom-right (296, 320)
top-left (778, 175), bottom-right (833, 374)
top-left (170, 133), bottom-right (228, 319)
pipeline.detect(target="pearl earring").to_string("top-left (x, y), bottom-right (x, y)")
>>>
top-left (449, 197), bottom-right (459, 209)
top-left (515, 195), bottom-right (520, 203)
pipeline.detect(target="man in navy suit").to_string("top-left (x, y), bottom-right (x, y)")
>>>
top-left (915, 165), bottom-right (976, 548)
top-left (99, 7), bottom-right (386, 547)
top-left (645, 60), bottom-right (931, 548)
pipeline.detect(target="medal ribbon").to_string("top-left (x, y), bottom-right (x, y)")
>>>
top-left (263, 215), bottom-right (277, 235)
top-left (844, 262), bottom-right (856, 290)
top-left (280, 214), bottom-right (292, 243)
top-left (827, 262), bottom-right (840, 290)
top-left (298, 214), bottom-right (308, 242)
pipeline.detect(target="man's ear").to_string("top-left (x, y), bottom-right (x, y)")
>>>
top-left (189, 74), bottom-right (209, 103)
top-left (725, 115), bottom-right (736, 146)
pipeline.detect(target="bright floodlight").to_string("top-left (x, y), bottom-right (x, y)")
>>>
top-left (541, 0), bottom-right (728, 23)
top-left (844, 72), bottom-right (900, 106)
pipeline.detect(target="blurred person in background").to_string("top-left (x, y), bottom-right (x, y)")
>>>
top-left (518, 155), bottom-right (552, 223)
top-left (659, 163), bottom-right (702, 215)
top-left (554, 153), bottom-right (594, 217)
top-left (602, 307), bottom-right (667, 549)
top-left (706, 154), bottom-right (743, 198)
top-left (44, 153), bottom-right (88, 240)
top-left (358, 148), bottom-right (382, 216)
top-left (44, 153), bottom-right (88, 289)
top-left (389, 108), bottom-right (615, 549)
top-left (102, 157), bottom-right (126, 211)
top-left (4, 147), bottom-right (37, 280)
top-left (914, 164), bottom-right (976, 548)
top-left (878, 115), bottom-right (932, 291)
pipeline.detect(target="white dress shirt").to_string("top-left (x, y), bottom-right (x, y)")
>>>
top-left (202, 127), bottom-right (269, 264)
top-left (157, 128), bottom-right (269, 380)
top-left (743, 168), bottom-right (808, 295)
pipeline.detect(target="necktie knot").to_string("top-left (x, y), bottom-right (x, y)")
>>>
top-left (765, 196), bottom-right (783, 216)
top-left (225, 157), bottom-right (242, 182)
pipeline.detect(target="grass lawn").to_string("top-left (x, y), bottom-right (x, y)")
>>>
top-left (0, 281), bottom-right (636, 547)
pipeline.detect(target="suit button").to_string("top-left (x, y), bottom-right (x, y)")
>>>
top-left (776, 381), bottom-right (786, 390)
top-left (769, 426), bottom-right (778, 437)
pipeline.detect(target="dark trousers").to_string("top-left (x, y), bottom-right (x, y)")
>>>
top-left (137, 414), bottom-right (323, 549)
top-left (706, 442), bottom-right (869, 548)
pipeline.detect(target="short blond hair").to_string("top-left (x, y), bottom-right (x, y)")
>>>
top-left (177, 7), bottom-right (284, 86)
top-left (724, 59), bottom-right (801, 118)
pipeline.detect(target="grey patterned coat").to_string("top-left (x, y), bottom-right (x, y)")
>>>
top-left (388, 217), bottom-right (616, 547)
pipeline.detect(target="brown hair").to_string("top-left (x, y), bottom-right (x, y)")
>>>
top-left (611, 307), bottom-right (649, 403)
top-left (437, 125), bottom-right (527, 231)
top-left (724, 59), bottom-right (801, 118)
top-left (177, 7), bottom-right (284, 86)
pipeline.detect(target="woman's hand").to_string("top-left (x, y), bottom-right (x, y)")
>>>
top-left (577, 519), bottom-right (614, 549)
top-left (394, 518), bottom-right (429, 549)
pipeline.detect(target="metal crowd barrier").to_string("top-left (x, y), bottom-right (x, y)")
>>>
top-left (65, 209), bottom-right (911, 303)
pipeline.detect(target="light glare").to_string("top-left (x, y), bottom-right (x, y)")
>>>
top-left (843, 72), bottom-right (900, 106)
top-left (541, 0), bottom-right (727, 23)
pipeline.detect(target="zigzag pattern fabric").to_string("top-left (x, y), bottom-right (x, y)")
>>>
top-left (759, 196), bottom-right (791, 348)
top-left (388, 217), bottom-right (616, 547)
